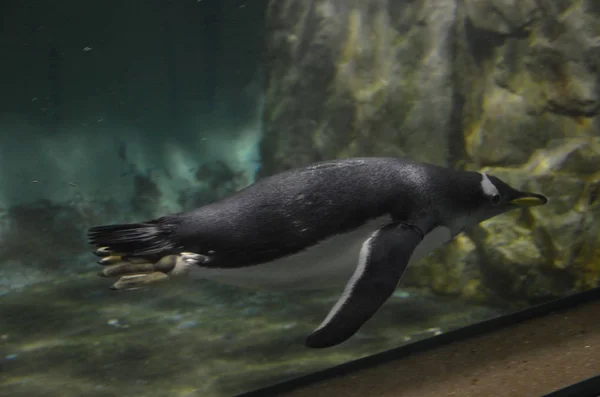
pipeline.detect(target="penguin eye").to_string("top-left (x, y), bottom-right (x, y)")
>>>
top-left (490, 193), bottom-right (501, 205)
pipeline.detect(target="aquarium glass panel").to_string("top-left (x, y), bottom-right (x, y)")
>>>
top-left (1, 1), bottom-right (599, 396)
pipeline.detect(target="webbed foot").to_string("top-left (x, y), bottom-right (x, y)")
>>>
top-left (94, 248), bottom-right (181, 290)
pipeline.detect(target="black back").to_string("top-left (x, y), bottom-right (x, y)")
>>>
top-left (163, 157), bottom-right (482, 267)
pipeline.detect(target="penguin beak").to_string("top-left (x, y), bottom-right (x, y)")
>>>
top-left (509, 193), bottom-right (548, 207)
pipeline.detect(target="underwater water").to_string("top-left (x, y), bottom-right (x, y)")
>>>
top-left (1, 0), bottom-right (600, 396)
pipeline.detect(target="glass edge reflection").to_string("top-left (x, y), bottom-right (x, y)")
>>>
top-left (236, 287), bottom-right (600, 397)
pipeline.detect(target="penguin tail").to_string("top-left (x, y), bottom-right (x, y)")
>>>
top-left (87, 221), bottom-right (178, 257)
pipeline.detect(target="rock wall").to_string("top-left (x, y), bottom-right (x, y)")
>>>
top-left (260, 0), bottom-right (464, 172)
top-left (260, 0), bottom-right (600, 303)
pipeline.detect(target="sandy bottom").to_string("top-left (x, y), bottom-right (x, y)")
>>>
top-left (282, 295), bottom-right (600, 397)
top-left (0, 272), bottom-right (505, 397)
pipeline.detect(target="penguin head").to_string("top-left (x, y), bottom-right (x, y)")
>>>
top-left (465, 172), bottom-right (548, 225)
top-left (480, 173), bottom-right (547, 207)
top-left (439, 170), bottom-right (548, 234)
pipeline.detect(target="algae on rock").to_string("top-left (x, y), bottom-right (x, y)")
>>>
top-left (260, 0), bottom-right (600, 303)
top-left (260, 0), bottom-right (462, 176)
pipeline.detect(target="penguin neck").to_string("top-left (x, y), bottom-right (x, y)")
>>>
top-left (427, 168), bottom-right (487, 234)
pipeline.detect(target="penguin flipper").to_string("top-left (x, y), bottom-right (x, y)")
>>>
top-left (305, 223), bottom-right (424, 348)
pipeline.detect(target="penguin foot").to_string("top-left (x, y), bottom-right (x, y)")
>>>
top-left (110, 272), bottom-right (169, 290)
top-left (94, 246), bottom-right (112, 257)
top-left (97, 255), bottom-right (124, 266)
top-left (99, 262), bottom-right (158, 277)
top-left (180, 252), bottom-right (210, 266)
top-left (96, 254), bottom-right (180, 290)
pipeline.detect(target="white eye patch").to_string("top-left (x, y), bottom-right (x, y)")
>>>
top-left (480, 173), bottom-right (499, 197)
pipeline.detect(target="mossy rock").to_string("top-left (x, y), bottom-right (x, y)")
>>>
top-left (260, 0), bottom-right (600, 304)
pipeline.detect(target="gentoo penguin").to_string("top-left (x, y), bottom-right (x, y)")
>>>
top-left (88, 157), bottom-right (547, 348)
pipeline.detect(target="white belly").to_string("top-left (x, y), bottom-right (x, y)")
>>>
top-left (188, 217), bottom-right (452, 291)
